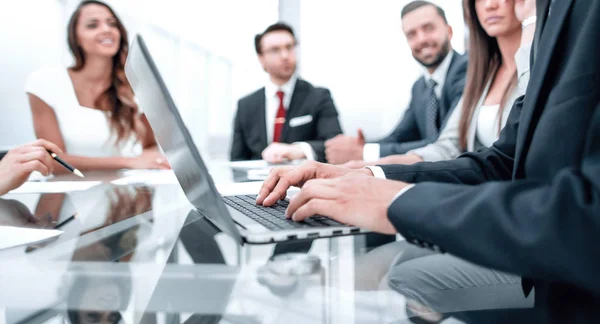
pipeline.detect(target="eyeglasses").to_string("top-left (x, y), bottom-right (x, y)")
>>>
top-left (262, 43), bottom-right (297, 56)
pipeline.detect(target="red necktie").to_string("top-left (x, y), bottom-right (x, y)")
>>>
top-left (273, 90), bottom-right (286, 143)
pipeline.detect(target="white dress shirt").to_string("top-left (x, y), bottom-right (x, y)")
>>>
top-left (264, 74), bottom-right (315, 160)
top-left (265, 75), bottom-right (297, 144)
top-left (363, 51), bottom-right (455, 161)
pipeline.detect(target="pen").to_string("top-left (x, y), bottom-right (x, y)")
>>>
top-left (54, 213), bottom-right (77, 229)
top-left (47, 151), bottom-right (85, 178)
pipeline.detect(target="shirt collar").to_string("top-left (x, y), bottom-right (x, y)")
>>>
top-left (265, 74), bottom-right (298, 104)
top-left (422, 51), bottom-right (454, 86)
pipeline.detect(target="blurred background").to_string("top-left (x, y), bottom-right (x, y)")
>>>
top-left (0, 0), bottom-right (464, 158)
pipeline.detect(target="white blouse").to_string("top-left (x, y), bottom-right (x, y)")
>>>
top-left (476, 104), bottom-right (501, 148)
top-left (408, 42), bottom-right (533, 161)
top-left (25, 66), bottom-right (141, 157)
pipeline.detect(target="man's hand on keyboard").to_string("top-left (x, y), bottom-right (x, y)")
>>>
top-left (284, 174), bottom-right (408, 235)
top-left (256, 161), bottom-right (373, 207)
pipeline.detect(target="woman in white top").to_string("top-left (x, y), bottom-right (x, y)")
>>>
top-left (345, 0), bottom-right (535, 168)
top-left (26, 0), bottom-right (169, 173)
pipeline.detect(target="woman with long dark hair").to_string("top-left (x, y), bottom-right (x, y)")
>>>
top-left (26, 1), bottom-right (170, 172)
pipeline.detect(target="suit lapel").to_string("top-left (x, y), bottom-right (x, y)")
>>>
top-left (281, 80), bottom-right (309, 143)
top-left (440, 51), bottom-right (459, 115)
top-left (256, 88), bottom-right (268, 148)
top-left (532, 0), bottom-right (550, 61)
top-left (513, 0), bottom-right (574, 177)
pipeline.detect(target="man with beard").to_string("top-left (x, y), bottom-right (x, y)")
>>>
top-left (325, 1), bottom-right (468, 165)
top-left (231, 23), bottom-right (343, 163)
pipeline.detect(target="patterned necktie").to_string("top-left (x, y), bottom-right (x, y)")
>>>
top-left (273, 90), bottom-right (286, 143)
top-left (426, 79), bottom-right (440, 136)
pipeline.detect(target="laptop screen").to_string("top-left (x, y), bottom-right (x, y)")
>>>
top-left (124, 35), bottom-right (242, 244)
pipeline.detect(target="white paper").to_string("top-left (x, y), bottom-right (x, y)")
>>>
top-left (215, 181), bottom-right (300, 197)
top-left (215, 182), bottom-right (264, 196)
top-left (111, 170), bottom-right (178, 185)
top-left (226, 160), bottom-right (271, 170)
top-left (226, 159), bottom-right (305, 170)
top-left (246, 168), bottom-right (271, 181)
top-left (0, 226), bottom-right (63, 250)
top-left (9, 181), bottom-right (102, 194)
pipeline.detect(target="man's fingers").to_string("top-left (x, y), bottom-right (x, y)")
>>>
top-left (291, 198), bottom-right (337, 222)
top-left (357, 129), bottom-right (365, 144)
top-left (286, 179), bottom-right (338, 217)
top-left (262, 167), bottom-right (311, 206)
top-left (256, 167), bottom-right (291, 205)
top-left (262, 174), bottom-right (294, 206)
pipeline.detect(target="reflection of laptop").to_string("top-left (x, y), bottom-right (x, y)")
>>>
top-left (125, 35), bottom-right (368, 244)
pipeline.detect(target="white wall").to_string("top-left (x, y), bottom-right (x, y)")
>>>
top-left (0, 0), bottom-right (67, 147)
top-left (299, 0), bottom-right (465, 140)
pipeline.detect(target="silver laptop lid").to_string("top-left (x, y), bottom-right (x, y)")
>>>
top-left (125, 35), bottom-right (243, 244)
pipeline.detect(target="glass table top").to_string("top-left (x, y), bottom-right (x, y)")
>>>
top-left (0, 163), bottom-right (549, 323)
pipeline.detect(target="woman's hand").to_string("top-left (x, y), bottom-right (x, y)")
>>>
top-left (0, 140), bottom-right (63, 195)
top-left (128, 149), bottom-right (171, 170)
top-left (514, 0), bottom-right (536, 23)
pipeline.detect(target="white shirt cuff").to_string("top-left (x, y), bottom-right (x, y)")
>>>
top-left (391, 184), bottom-right (416, 203)
top-left (366, 166), bottom-right (386, 179)
top-left (294, 142), bottom-right (316, 161)
top-left (363, 143), bottom-right (381, 162)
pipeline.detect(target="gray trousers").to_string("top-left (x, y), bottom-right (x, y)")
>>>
top-left (386, 243), bottom-right (535, 315)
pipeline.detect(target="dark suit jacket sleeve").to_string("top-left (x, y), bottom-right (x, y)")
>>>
top-left (377, 104), bottom-right (433, 157)
top-left (230, 101), bottom-right (252, 161)
top-left (379, 95), bottom-right (524, 184)
top-left (387, 100), bottom-right (600, 295)
top-left (304, 89), bottom-right (343, 162)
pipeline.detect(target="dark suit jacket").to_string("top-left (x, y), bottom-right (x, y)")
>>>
top-left (377, 51), bottom-right (468, 157)
top-left (381, 0), bottom-right (600, 320)
top-left (230, 79), bottom-right (342, 162)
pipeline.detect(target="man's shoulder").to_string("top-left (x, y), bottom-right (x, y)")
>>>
top-left (296, 79), bottom-right (332, 97)
top-left (410, 76), bottom-right (427, 93)
top-left (448, 51), bottom-right (469, 79)
top-left (238, 87), bottom-right (265, 106)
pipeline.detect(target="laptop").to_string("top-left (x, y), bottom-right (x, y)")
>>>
top-left (124, 35), bottom-right (369, 244)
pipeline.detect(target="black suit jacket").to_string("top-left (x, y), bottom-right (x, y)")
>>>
top-left (382, 0), bottom-right (600, 320)
top-left (377, 51), bottom-right (468, 157)
top-left (230, 79), bottom-right (342, 162)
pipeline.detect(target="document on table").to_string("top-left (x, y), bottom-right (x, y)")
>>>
top-left (111, 170), bottom-right (178, 185)
top-left (0, 226), bottom-right (63, 250)
top-left (226, 160), bottom-right (305, 170)
top-left (9, 181), bottom-right (102, 194)
top-left (215, 181), bottom-right (299, 197)
top-left (246, 168), bottom-right (271, 181)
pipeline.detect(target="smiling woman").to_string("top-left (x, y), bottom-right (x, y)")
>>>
top-left (25, 0), bottom-right (171, 173)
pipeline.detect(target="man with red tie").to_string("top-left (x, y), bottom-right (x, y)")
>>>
top-left (230, 23), bottom-right (343, 163)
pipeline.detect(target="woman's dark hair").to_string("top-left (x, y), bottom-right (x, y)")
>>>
top-left (67, 0), bottom-right (140, 146)
top-left (459, 0), bottom-right (517, 150)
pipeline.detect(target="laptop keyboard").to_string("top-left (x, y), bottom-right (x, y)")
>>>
top-left (223, 195), bottom-right (344, 231)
